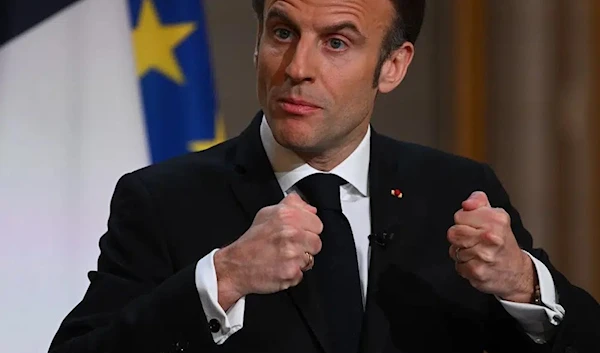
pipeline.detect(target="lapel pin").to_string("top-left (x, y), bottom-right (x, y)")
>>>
top-left (391, 189), bottom-right (403, 198)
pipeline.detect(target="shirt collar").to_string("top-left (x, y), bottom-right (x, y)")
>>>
top-left (260, 115), bottom-right (370, 196)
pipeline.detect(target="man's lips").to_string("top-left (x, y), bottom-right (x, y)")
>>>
top-left (277, 97), bottom-right (321, 115)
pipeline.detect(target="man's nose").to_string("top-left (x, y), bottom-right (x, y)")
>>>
top-left (284, 38), bottom-right (316, 84)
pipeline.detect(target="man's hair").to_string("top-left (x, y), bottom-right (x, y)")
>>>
top-left (251, 0), bottom-right (426, 85)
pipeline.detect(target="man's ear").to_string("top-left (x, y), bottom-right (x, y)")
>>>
top-left (377, 42), bottom-right (415, 93)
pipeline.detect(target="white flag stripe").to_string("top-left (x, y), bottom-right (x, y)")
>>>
top-left (0, 0), bottom-right (149, 352)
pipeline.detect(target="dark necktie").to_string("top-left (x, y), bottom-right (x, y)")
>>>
top-left (296, 173), bottom-right (363, 353)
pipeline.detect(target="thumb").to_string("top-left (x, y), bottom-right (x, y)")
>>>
top-left (462, 191), bottom-right (491, 211)
top-left (281, 192), bottom-right (317, 214)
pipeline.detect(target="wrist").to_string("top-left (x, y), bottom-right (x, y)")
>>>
top-left (501, 252), bottom-right (536, 303)
top-left (214, 247), bottom-right (245, 311)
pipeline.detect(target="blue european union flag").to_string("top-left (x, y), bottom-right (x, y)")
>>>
top-left (128, 0), bottom-right (224, 163)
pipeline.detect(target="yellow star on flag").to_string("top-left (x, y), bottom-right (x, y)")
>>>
top-left (132, 0), bottom-right (196, 85)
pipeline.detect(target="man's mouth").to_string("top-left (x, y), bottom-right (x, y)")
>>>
top-left (277, 97), bottom-right (321, 115)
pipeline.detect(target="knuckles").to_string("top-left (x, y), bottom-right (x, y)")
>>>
top-left (492, 208), bottom-right (511, 227)
top-left (289, 271), bottom-right (303, 286)
top-left (280, 263), bottom-right (302, 282)
top-left (245, 201), bottom-right (320, 293)
top-left (280, 243), bottom-right (297, 260)
top-left (482, 230), bottom-right (504, 246)
top-left (446, 225), bottom-right (456, 241)
top-left (254, 205), bottom-right (275, 223)
top-left (312, 236), bottom-right (323, 254)
top-left (477, 248), bottom-right (496, 263)
top-left (448, 246), bottom-right (456, 259)
top-left (275, 204), bottom-right (297, 223)
top-left (280, 226), bottom-right (301, 242)
top-left (454, 206), bottom-right (511, 229)
top-left (314, 220), bottom-right (324, 235)
top-left (465, 262), bottom-right (488, 282)
top-left (447, 225), bottom-right (462, 243)
top-left (453, 210), bottom-right (463, 225)
top-left (239, 202), bottom-right (314, 295)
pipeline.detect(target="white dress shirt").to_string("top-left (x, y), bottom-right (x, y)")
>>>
top-left (195, 117), bottom-right (565, 345)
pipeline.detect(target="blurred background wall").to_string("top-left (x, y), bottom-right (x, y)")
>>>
top-left (206, 0), bottom-right (600, 300)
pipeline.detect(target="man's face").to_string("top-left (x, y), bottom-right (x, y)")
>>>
top-left (255, 0), bottom-right (396, 155)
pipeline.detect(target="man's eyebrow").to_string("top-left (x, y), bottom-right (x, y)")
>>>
top-left (319, 22), bottom-right (365, 39)
top-left (265, 8), bottom-right (365, 41)
top-left (265, 8), bottom-right (301, 33)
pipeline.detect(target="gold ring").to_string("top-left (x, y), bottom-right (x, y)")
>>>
top-left (302, 252), bottom-right (314, 271)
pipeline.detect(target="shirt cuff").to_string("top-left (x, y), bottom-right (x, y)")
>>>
top-left (195, 248), bottom-right (245, 345)
top-left (497, 250), bottom-right (565, 344)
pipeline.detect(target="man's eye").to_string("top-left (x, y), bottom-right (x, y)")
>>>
top-left (274, 28), bottom-right (293, 40)
top-left (327, 38), bottom-right (347, 50)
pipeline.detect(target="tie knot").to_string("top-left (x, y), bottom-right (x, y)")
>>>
top-left (295, 173), bottom-right (346, 211)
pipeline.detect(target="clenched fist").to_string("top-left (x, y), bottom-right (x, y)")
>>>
top-left (214, 193), bottom-right (323, 310)
top-left (447, 191), bottom-right (536, 303)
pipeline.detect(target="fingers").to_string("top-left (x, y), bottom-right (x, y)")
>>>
top-left (448, 224), bottom-right (502, 264)
top-left (461, 191), bottom-right (491, 211)
top-left (280, 193), bottom-right (322, 233)
top-left (450, 244), bottom-right (492, 264)
top-left (279, 193), bottom-right (323, 235)
top-left (280, 261), bottom-right (304, 290)
top-left (449, 244), bottom-right (476, 263)
top-left (454, 259), bottom-right (490, 286)
top-left (454, 207), bottom-right (510, 230)
top-left (447, 224), bottom-right (483, 249)
top-left (454, 208), bottom-right (487, 229)
top-left (298, 210), bottom-right (324, 235)
top-left (281, 192), bottom-right (316, 213)
top-left (275, 193), bottom-right (323, 279)
top-left (303, 231), bottom-right (322, 255)
top-left (450, 192), bottom-right (527, 298)
top-left (448, 224), bottom-right (504, 260)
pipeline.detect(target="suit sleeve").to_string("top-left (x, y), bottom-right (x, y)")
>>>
top-left (480, 163), bottom-right (600, 353)
top-left (48, 173), bottom-right (219, 353)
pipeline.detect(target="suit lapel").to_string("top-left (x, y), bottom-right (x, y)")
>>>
top-left (229, 113), bottom-right (332, 353)
top-left (361, 130), bottom-right (422, 353)
top-left (228, 114), bottom-right (284, 220)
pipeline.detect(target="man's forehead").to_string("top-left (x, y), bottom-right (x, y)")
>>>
top-left (264, 0), bottom-right (392, 29)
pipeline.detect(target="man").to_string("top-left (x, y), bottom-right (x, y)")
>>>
top-left (49, 0), bottom-right (600, 352)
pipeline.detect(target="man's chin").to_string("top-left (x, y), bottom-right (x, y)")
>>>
top-left (267, 112), bottom-right (328, 150)
top-left (271, 128), bottom-right (322, 154)
top-left (273, 132), bottom-right (311, 151)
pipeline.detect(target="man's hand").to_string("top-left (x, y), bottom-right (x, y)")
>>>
top-left (214, 193), bottom-right (323, 311)
top-left (447, 191), bottom-right (536, 303)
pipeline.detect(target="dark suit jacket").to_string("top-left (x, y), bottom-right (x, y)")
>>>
top-left (49, 113), bottom-right (599, 353)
